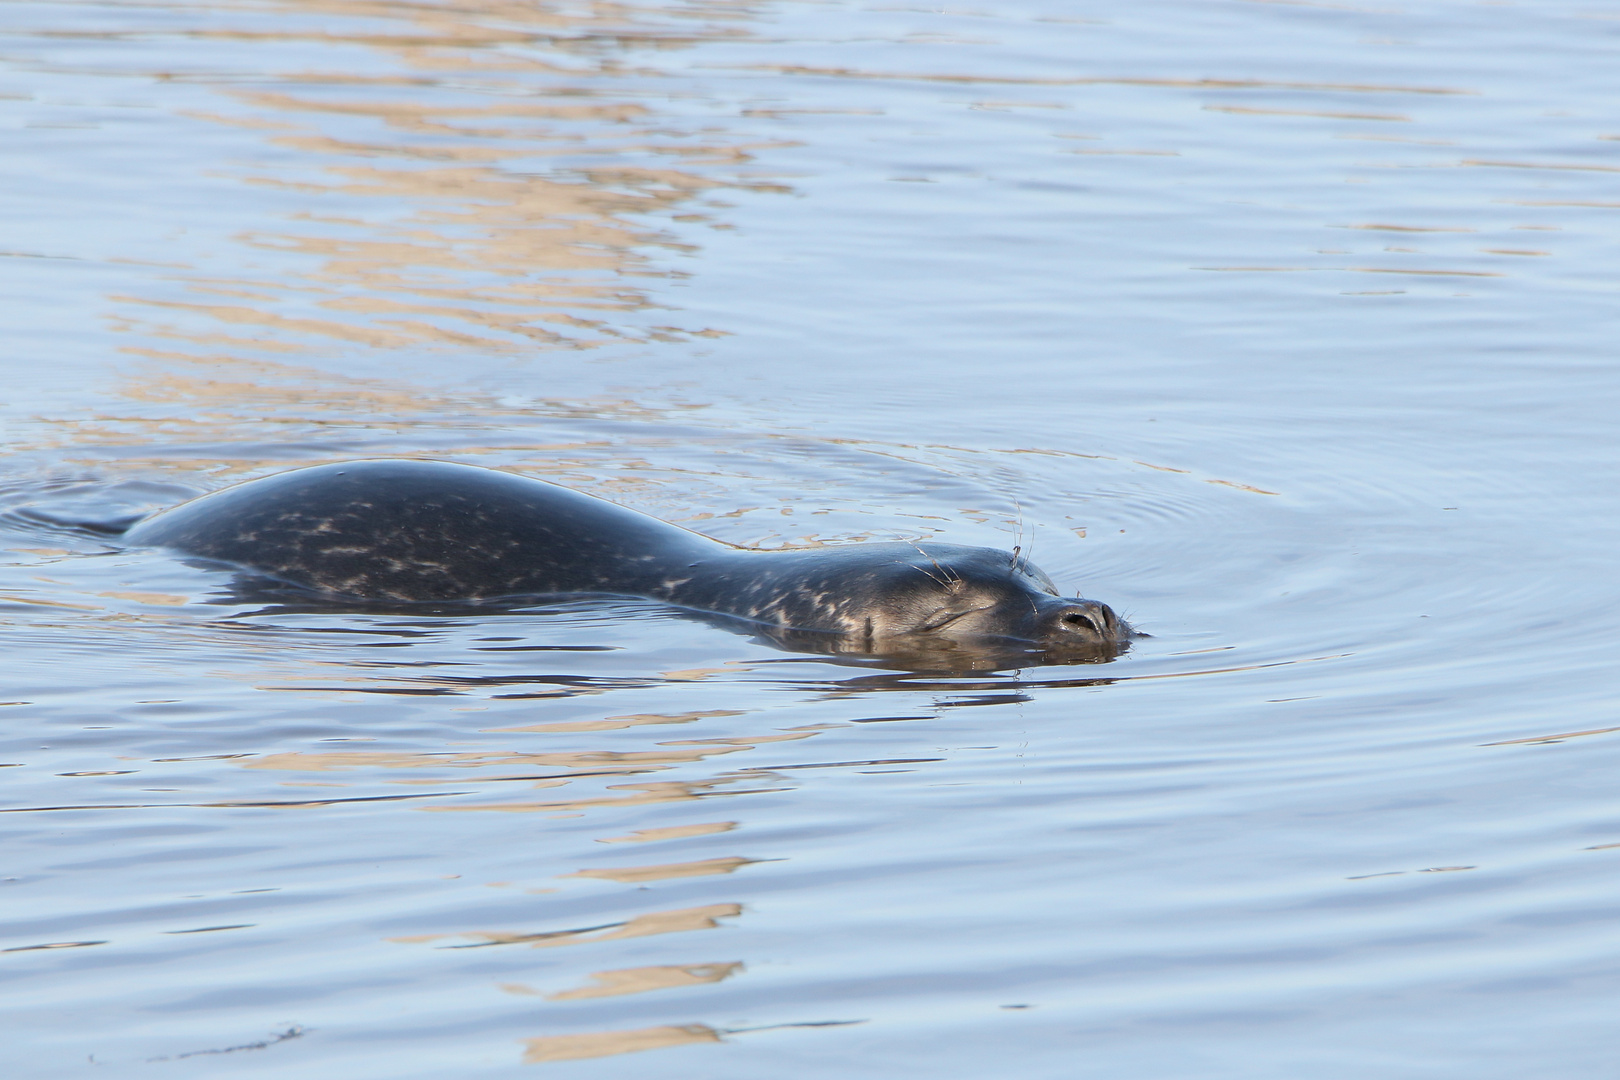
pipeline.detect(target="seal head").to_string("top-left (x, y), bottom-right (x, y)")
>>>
top-left (672, 542), bottom-right (1124, 663)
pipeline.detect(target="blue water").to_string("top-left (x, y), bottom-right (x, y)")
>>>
top-left (3, 1), bottom-right (1620, 1075)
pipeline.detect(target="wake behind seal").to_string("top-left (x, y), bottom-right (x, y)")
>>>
top-left (123, 459), bottom-right (1132, 666)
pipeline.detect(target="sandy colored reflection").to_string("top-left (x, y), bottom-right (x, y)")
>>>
top-left (598, 821), bottom-right (737, 843)
top-left (1462, 159), bottom-right (1620, 173)
top-left (0, 592), bottom-right (97, 611)
top-left (522, 1024), bottom-right (720, 1063)
top-left (109, 0), bottom-right (773, 367)
top-left (51, 0), bottom-right (779, 465)
top-left (1482, 725), bottom-right (1620, 747)
top-left (658, 666), bottom-right (744, 681)
top-left (1345, 267), bottom-right (1502, 278)
top-left (96, 591), bottom-right (189, 606)
top-left (32, 352), bottom-right (535, 468)
top-left (562, 856), bottom-right (759, 883)
top-left (426, 777), bottom-right (778, 813)
top-left (1203, 105), bottom-right (1411, 122)
top-left (392, 901), bottom-right (741, 949)
top-left (1342, 224), bottom-right (1479, 233)
top-left (491, 710), bottom-right (744, 734)
top-left (547, 961), bottom-right (742, 1001)
top-left (661, 731), bottom-right (820, 747)
top-left (242, 745), bottom-right (756, 772)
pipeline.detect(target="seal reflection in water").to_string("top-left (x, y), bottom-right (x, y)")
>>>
top-left (124, 460), bottom-right (1132, 668)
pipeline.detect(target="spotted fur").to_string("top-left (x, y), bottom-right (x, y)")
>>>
top-left (126, 459), bottom-right (1129, 661)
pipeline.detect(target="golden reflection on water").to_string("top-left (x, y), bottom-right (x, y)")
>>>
top-left (10, 0), bottom-right (793, 466)
top-left (492, 710), bottom-right (744, 734)
top-left (316, 694), bottom-right (808, 1062)
top-left (1203, 105), bottom-right (1412, 122)
top-left (597, 820), bottom-right (736, 842)
top-left (425, 776), bottom-right (781, 813)
top-left (117, 0), bottom-right (776, 358)
top-left (542, 961), bottom-right (742, 1000)
top-left (38, 347), bottom-right (709, 477)
top-left (242, 744), bottom-right (763, 771)
top-left (391, 901), bottom-right (742, 948)
top-left (244, 691), bottom-right (845, 1065)
top-left (521, 1023), bottom-right (721, 1063)
top-left (562, 855), bottom-right (759, 882)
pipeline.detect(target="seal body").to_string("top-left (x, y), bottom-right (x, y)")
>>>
top-left (125, 460), bottom-right (1129, 663)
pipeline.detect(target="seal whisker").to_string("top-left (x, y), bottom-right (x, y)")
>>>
top-left (904, 539), bottom-right (962, 591)
top-left (1010, 497), bottom-right (1025, 572)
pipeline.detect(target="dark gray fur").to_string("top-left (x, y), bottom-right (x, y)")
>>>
top-left (125, 459), bottom-right (1129, 662)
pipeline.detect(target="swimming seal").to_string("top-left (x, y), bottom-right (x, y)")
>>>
top-left (124, 459), bottom-right (1130, 665)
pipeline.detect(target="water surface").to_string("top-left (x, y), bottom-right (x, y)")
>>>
top-left (4, 1), bottom-right (1620, 1076)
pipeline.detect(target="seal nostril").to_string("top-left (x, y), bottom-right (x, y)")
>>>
top-left (1060, 611), bottom-right (1099, 634)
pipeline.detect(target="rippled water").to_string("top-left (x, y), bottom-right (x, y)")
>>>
top-left (5, 0), bottom-right (1620, 1075)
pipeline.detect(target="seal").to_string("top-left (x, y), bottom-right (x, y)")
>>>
top-left (124, 459), bottom-right (1130, 664)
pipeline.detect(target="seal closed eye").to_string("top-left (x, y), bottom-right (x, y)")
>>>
top-left (123, 459), bottom-right (1132, 666)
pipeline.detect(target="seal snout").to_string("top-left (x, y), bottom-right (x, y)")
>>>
top-left (1042, 599), bottom-right (1121, 643)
